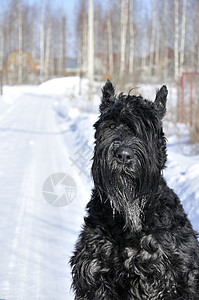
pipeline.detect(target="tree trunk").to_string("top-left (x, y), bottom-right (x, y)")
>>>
top-left (32, 9), bottom-right (37, 61)
top-left (129, 0), bottom-right (134, 79)
top-left (58, 20), bottom-right (63, 75)
top-left (83, 5), bottom-right (87, 74)
top-left (44, 19), bottom-right (52, 79)
top-left (18, 0), bottom-right (23, 84)
top-left (174, 0), bottom-right (179, 82)
top-left (40, 0), bottom-right (45, 79)
top-left (119, 0), bottom-right (129, 83)
top-left (163, 29), bottom-right (169, 81)
top-left (0, 17), bottom-right (4, 94)
top-left (154, 27), bottom-right (159, 78)
top-left (179, 0), bottom-right (187, 77)
top-left (62, 17), bottom-right (66, 76)
top-left (88, 0), bottom-right (94, 101)
top-left (107, 0), bottom-right (114, 76)
top-left (149, 0), bottom-right (156, 77)
top-left (197, 2), bottom-right (199, 71)
top-left (162, 1), bottom-right (169, 81)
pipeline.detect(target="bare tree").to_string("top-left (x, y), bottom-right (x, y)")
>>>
top-left (0, 19), bottom-right (3, 94)
top-left (154, 27), bottom-right (159, 78)
top-left (179, 0), bottom-right (187, 77)
top-left (119, 0), bottom-right (129, 82)
top-left (196, 2), bottom-right (199, 71)
top-left (44, 17), bottom-right (52, 79)
top-left (88, 0), bottom-right (94, 101)
top-left (76, 0), bottom-right (88, 74)
top-left (40, 0), bottom-right (45, 79)
top-left (107, 1), bottom-right (114, 75)
top-left (10, 1), bottom-right (18, 59)
top-left (128, 0), bottom-right (134, 79)
top-left (58, 20), bottom-right (63, 75)
top-left (18, 0), bottom-right (23, 84)
top-left (62, 17), bottom-right (67, 76)
top-left (149, 0), bottom-right (156, 77)
top-left (32, 7), bottom-right (37, 62)
top-left (161, 0), bottom-right (169, 81)
top-left (174, 0), bottom-right (179, 82)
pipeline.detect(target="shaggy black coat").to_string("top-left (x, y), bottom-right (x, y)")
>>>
top-left (70, 80), bottom-right (199, 299)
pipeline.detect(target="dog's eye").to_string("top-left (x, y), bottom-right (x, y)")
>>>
top-left (110, 123), bottom-right (116, 129)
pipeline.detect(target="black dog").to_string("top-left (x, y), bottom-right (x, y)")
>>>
top-left (70, 80), bottom-right (199, 299)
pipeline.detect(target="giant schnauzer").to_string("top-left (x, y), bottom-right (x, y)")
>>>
top-left (70, 80), bottom-right (199, 299)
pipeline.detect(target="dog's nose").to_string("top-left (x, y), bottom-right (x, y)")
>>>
top-left (115, 146), bottom-right (134, 163)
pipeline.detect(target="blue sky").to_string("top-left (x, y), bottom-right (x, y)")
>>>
top-left (50, 0), bottom-right (77, 14)
top-left (27, 0), bottom-right (78, 15)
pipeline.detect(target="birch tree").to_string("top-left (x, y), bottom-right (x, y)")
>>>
top-left (62, 17), bottom-right (67, 76)
top-left (83, 7), bottom-right (88, 73)
top-left (128, 0), bottom-right (134, 79)
top-left (88, 0), bottom-right (94, 101)
top-left (77, 0), bottom-right (88, 74)
top-left (58, 19), bottom-right (63, 75)
top-left (149, 0), bottom-right (156, 77)
top-left (174, 0), bottom-right (179, 82)
top-left (161, 0), bottom-right (169, 81)
top-left (196, 2), bottom-right (199, 71)
top-left (119, 0), bottom-right (129, 82)
top-left (18, 0), bottom-right (23, 84)
top-left (107, 0), bottom-right (114, 75)
top-left (44, 18), bottom-right (52, 79)
top-left (40, 0), bottom-right (45, 79)
top-left (154, 28), bottom-right (159, 78)
top-left (10, 1), bottom-right (18, 62)
top-left (32, 8), bottom-right (37, 62)
top-left (0, 19), bottom-right (3, 94)
top-left (179, 0), bottom-right (187, 77)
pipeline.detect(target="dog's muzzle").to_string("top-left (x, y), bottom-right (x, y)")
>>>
top-left (114, 146), bottom-right (134, 164)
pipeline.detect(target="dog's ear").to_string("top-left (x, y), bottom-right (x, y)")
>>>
top-left (100, 80), bottom-right (116, 113)
top-left (102, 79), bottom-right (115, 98)
top-left (154, 85), bottom-right (168, 118)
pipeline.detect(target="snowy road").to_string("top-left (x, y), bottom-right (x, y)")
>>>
top-left (0, 86), bottom-right (89, 300)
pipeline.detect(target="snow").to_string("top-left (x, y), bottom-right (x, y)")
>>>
top-left (0, 77), bottom-right (199, 300)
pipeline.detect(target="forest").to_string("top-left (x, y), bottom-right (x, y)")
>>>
top-left (0, 0), bottom-right (199, 86)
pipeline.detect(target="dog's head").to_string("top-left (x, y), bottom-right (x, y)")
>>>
top-left (92, 80), bottom-right (168, 228)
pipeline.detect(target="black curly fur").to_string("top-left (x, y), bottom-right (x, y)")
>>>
top-left (70, 80), bottom-right (199, 299)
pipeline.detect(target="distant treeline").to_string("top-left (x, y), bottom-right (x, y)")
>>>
top-left (0, 0), bottom-right (199, 85)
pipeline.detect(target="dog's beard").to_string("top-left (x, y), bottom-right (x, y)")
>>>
top-left (103, 161), bottom-right (146, 231)
top-left (93, 154), bottom-right (147, 231)
top-left (92, 140), bottom-right (159, 231)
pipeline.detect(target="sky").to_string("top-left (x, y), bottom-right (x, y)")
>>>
top-left (27, 0), bottom-right (77, 12)
top-left (26, 0), bottom-right (78, 18)
top-left (50, 0), bottom-right (77, 14)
